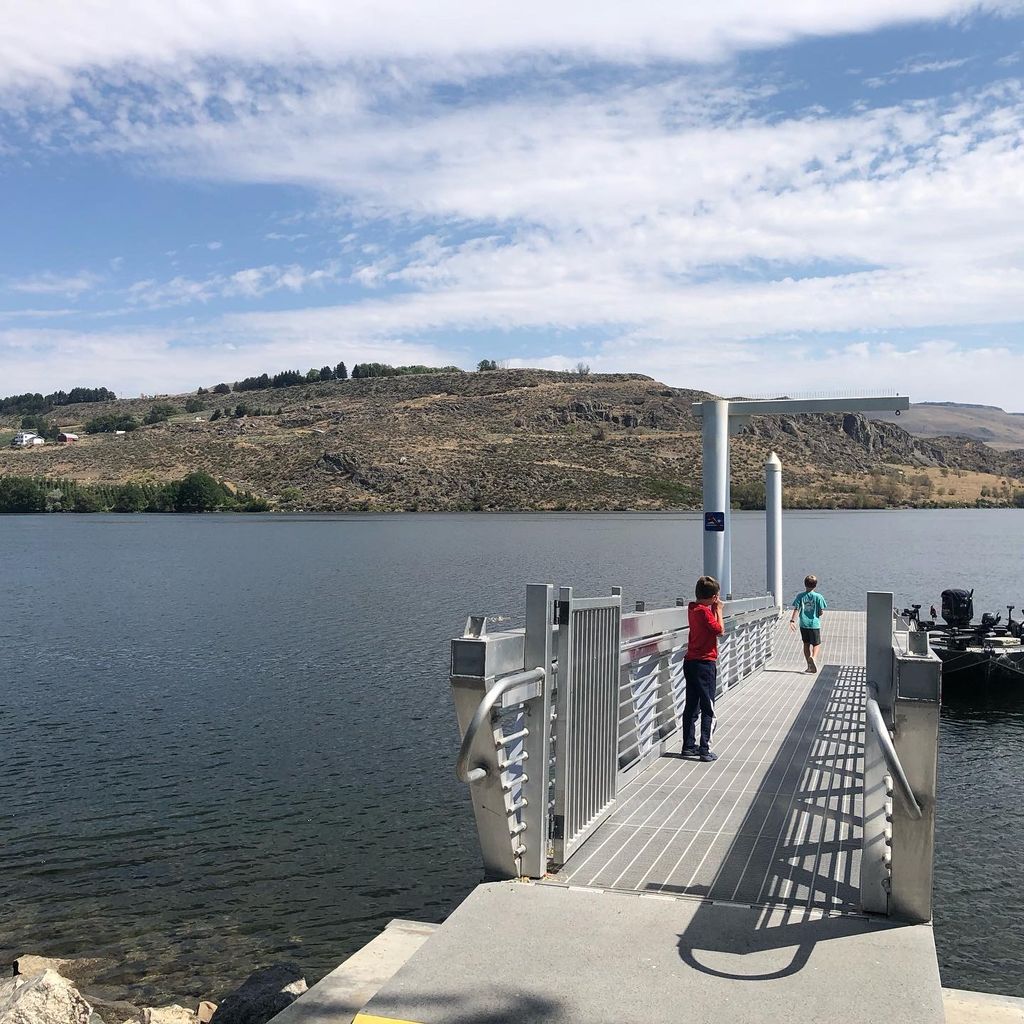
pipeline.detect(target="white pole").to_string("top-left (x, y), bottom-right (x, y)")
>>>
top-left (723, 445), bottom-right (733, 599)
top-left (765, 451), bottom-right (782, 610)
top-left (701, 400), bottom-right (729, 587)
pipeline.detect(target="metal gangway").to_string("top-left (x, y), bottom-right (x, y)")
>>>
top-left (450, 587), bottom-right (940, 928)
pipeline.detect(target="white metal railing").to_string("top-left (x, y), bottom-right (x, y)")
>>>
top-left (617, 595), bottom-right (778, 787)
top-left (451, 586), bottom-right (780, 880)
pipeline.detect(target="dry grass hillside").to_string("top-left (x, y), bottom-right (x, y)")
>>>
top-left (872, 402), bottom-right (1024, 450)
top-left (3, 370), bottom-right (1023, 511)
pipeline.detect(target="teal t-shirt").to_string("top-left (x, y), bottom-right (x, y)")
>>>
top-left (793, 590), bottom-right (827, 629)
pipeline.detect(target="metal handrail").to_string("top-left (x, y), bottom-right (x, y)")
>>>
top-left (866, 697), bottom-right (923, 821)
top-left (456, 667), bottom-right (545, 783)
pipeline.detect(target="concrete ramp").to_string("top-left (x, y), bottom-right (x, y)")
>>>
top-left (355, 881), bottom-right (944, 1024)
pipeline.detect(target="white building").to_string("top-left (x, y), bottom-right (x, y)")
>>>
top-left (11, 431), bottom-right (45, 447)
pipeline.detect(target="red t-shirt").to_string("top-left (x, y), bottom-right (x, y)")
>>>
top-left (686, 601), bottom-right (724, 660)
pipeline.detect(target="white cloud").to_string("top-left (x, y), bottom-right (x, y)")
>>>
top-left (124, 260), bottom-right (343, 308)
top-left (1, 1), bottom-right (1019, 95)
top-left (0, 323), bottom-right (463, 397)
top-left (7, 270), bottom-right (101, 296)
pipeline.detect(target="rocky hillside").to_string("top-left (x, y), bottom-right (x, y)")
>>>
top-left (2, 370), bottom-right (1023, 511)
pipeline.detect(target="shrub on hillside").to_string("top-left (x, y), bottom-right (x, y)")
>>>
top-left (85, 413), bottom-right (139, 433)
top-left (144, 403), bottom-right (177, 425)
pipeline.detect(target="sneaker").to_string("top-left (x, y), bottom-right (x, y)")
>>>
top-left (699, 750), bottom-right (718, 762)
top-left (681, 746), bottom-right (700, 757)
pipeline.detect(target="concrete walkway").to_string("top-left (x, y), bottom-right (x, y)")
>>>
top-left (355, 882), bottom-right (943, 1024)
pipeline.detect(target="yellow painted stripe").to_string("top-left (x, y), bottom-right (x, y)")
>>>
top-left (352, 1014), bottom-right (425, 1024)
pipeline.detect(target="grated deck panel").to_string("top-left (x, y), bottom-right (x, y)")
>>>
top-left (551, 611), bottom-right (867, 913)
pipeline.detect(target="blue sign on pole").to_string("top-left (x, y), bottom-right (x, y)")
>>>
top-left (704, 511), bottom-right (725, 532)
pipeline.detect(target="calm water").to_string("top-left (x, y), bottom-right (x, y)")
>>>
top-left (1, 511), bottom-right (1022, 1001)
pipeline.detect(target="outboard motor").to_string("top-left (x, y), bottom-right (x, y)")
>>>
top-left (980, 611), bottom-right (1002, 630)
top-left (941, 588), bottom-right (974, 627)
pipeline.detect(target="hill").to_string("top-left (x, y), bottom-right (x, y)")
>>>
top-left (871, 401), bottom-right (1024, 450)
top-left (2, 370), bottom-right (1023, 511)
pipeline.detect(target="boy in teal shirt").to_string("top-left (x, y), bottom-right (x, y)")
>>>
top-left (789, 574), bottom-right (827, 673)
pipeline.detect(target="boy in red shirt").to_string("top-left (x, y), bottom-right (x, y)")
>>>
top-left (682, 575), bottom-right (725, 762)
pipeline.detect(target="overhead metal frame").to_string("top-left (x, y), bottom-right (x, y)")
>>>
top-left (693, 394), bottom-right (910, 597)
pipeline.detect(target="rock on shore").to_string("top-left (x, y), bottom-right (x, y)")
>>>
top-left (4, 957), bottom-right (305, 1024)
top-left (0, 971), bottom-right (92, 1024)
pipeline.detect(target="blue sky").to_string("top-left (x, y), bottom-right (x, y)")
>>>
top-left (2, 1), bottom-right (1023, 407)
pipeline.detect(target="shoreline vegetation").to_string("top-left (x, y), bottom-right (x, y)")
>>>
top-left (2, 471), bottom-right (1023, 514)
top-left (0, 473), bottom-right (268, 514)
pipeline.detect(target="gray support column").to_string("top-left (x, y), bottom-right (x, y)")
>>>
top-left (889, 646), bottom-right (942, 924)
top-left (701, 399), bottom-right (729, 588)
top-left (867, 592), bottom-right (895, 716)
top-left (861, 592), bottom-right (896, 915)
top-left (765, 452), bottom-right (782, 610)
top-left (520, 584), bottom-right (554, 879)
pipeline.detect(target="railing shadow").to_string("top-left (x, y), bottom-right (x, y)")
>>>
top-left (649, 663), bottom-right (909, 980)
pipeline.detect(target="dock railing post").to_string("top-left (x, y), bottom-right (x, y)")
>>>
top-left (520, 584), bottom-right (555, 879)
top-left (765, 452), bottom-right (782, 612)
top-left (862, 592), bottom-right (895, 915)
top-left (867, 592), bottom-right (895, 717)
top-left (889, 639), bottom-right (941, 924)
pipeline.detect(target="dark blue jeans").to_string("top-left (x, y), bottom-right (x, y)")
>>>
top-left (682, 659), bottom-right (717, 752)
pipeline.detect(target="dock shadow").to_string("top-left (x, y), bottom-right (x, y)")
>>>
top-left (655, 663), bottom-right (909, 980)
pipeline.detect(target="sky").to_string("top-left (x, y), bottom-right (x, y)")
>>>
top-left (2, 2), bottom-right (1024, 408)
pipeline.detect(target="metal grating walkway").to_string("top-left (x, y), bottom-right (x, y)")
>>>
top-left (550, 611), bottom-right (867, 912)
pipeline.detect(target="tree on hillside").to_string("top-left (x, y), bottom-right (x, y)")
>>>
top-left (19, 414), bottom-right (58, 440)
top-left (213, 383), bottom-right (231, 394)
top-left (85, 413), bottom-right (138, 433)
top-left (477, 359), bottom-right (497, 371)
top-left (175, 472), bottom-right (228, 512)
top-left (319, 365), bottom-right (334, 381)
top-left (336, 361), bottom-right (348, 380)
top-left (144, 402), bottom-right (177, 425)
top-left (272, 370), bottom-right (304, 388)
top-left (575, 362), bottom-right (591, 376)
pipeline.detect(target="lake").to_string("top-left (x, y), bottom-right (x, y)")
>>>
top-left (1, 510), bottom-right (1022, 1001)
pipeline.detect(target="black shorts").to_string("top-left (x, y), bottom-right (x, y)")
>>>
top-left (800, 627), bottom-right (821, 646)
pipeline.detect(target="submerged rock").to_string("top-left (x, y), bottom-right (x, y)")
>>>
top-left (209, 968), bottom-right (305, 1024)
top-left (13, 956), bottom-right (111, 991)
top-left (0, 970), bottom-right (93, 1024)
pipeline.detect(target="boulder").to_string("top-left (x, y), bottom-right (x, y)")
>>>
top-left (209, 967), bottom-right (305, 1024)
top-left (196, 1004), bottom-right (216, 1024)
top-left (0, 970), bottom-right (93, 1024)
top-left (141, 1006), bottom-right (196, 1024)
